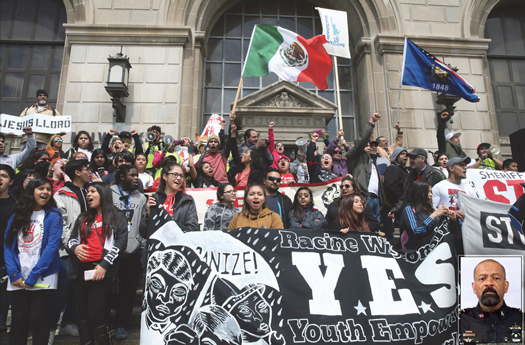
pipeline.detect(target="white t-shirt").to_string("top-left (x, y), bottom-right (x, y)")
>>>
top-left (77, 147), bottom-right (92, 161)
top-left (139, 172), bottom-right (154, 188)
top-left (7, 210), bottom-right (58, 291)
top-left (432, 179), bottom-right (478, 211)
top-left (368, 161), bottom-right (380, 196)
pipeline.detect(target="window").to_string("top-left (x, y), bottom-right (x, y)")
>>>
top-left (485, 4), bottom-right (525, 137)
top-left (0, 0), bottom-right (66, 116)
top-left (204, 0), bottom-right (355, 141)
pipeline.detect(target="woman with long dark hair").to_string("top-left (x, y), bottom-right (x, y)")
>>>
top-left (66, 131), bottom-right (94, 161)
top-left (229, 149), bottom-right (266, 187)
top-left (228, 182), bottom-right (283, 229)
top-left (325, 176), bottom-right (380, 232)
top-left (4, 177), bottom-right (62, 345)
top-left (400, 180), bottom-right (453, 249)
top-left (146, 161), bottom-right (199, 234)
top-left (328, 193), bottom-right (372, 234)
top-left (203, 183), bottom-right (239, 230)
top-left (89, 148), bottom-right (111, 176)
top-left (67, 182), bottom-right (127, 344)
top-left (288, 186), bottom-right (328, 230)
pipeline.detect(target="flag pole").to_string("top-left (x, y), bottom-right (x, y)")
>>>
top-left (397, 84), bottom-right (402, 124)
top-left (232, 77), bottom-right (244, 113)
top-left (334, 56), bottom-right (343, 131)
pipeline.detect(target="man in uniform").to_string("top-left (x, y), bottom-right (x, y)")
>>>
top-left (460, 259), bottom-right (522, 343)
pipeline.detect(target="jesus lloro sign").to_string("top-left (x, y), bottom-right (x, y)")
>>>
top-left (141, 205), bottom-right (459, 345)
top-left (0, 113), bottom-right (72, 135)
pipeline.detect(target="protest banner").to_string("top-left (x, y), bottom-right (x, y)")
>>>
top-left (185, 178), bottom-right (343, 227)
top-left (201, 114), bottom-right (224, 137)
top-left (141, 204), bottom-right (459, 345)
top-left (465, 169), bottom-right (525, 204)
top-left (0, 113), bottom-right (72, 135)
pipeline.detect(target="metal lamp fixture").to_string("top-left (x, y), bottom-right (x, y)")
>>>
top-left (105, 47), bottom-right (132, 122)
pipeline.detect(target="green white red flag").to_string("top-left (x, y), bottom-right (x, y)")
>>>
top-left (242, 25), bottom-right (333, 90)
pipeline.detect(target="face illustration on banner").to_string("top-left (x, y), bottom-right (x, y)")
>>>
top-left (144, 249), bottom-right (193, 332)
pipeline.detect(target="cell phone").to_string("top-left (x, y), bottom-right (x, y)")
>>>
top-left (84, 269), bottom-right (96, 281)
top-left (97, 167), bottom-right (105, 175)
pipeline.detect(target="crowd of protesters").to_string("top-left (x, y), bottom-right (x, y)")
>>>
top-left (0, 90), bottom-right (522, 345)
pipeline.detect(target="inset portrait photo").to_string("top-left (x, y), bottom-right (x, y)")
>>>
top-left (459, 256), bottom-right (523, 343)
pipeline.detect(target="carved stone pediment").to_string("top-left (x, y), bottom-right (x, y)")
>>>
top-left (231, 80), bottom-right (337, 147)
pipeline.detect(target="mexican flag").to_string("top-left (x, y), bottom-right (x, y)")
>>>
top-left (242, 25), bottom-right (333, 90)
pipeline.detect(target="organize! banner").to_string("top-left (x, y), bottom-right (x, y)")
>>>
top-left (466, 169), bottom-right (525, 204)
top-left (0, 113), bottom-right (71, 135)
top-left (141, 205), bottom-right (459, 345)
top-left (186, 178), bottom-right (343, 226)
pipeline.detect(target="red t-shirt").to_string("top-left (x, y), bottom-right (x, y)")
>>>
top-left (281, 172), bottom-right (295, 184)
top-left (80, 215), bottom-right (104, 262)
top-left (203, 152), bottom-right (228, 183)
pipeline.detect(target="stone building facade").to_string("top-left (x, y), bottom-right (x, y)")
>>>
top-left (1, 0), bottom-right (523, 159)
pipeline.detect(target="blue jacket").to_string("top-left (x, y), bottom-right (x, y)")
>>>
top-left (4, 208), bottom-right (63, 287)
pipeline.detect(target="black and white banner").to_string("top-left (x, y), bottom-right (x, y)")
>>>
top-left (0, 113), bottom-right (71, 135)
top-left (141, 206), bottom-right (459, 344)
top-left (459, 193), bottom-right (525, 255)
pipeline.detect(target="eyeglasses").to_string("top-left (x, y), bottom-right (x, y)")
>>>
top-left (333, 151), bottom-right (342, 154)
top-left (267, 176), bottom-right (281, 183)
top-left (224, 190), bottom-right (237, 194)
top-left (297, 153), bottom-right (304, 157)
top-left (298, 193), bottom-right (310, 198)
top-left (167, 172), bottom-right (184, 179)
top-left (54, 139), bottom-right (63, 143)
top-left (341, 184), bottom-right (352, 189)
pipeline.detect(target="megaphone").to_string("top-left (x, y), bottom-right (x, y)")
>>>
top-left (488, 144), bottom-right (500, 156)
top-left (145, 131), bottom-right (156, 142)
top-left (296, 138), bottom-right (307, 154)
top-left (164, 135), bottom-right (174, 146)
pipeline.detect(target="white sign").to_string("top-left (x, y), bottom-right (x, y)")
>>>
top-left (317, 8), bottom-right (351, 59)
top-left (201, 114), bottom-right (223, 138)
top-left (0, 113), bottom-right (72, 135)
top-left (465, 169), bottom-right (525, 204)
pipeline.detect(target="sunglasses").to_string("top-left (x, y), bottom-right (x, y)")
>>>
top-left (267, 176), bottom-right (281, 183)
top-left (54, 139), bottom-right (63, 143)
top-left (298, 193), bottom-right (310, 198)
top-left (276, 144), bottom-right (284, 147)
top-left (297, 153), bottom-right (304, 157)
top-left (341, 184), bottom-right (352, 189)
top-left (333, 151), bottom-right (342, 154)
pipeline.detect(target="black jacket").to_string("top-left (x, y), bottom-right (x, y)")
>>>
top-left (460, 303), bottom-right (523, 343)
top-left (144, 189), bottom-right (199, 238)
top-left (390, 165), bottom-right (445, 215)
top-left (306, 141), bottom-right (341, 183)
top-left (383, 163), bottom-right (410, 207)
top-left (288, 206), bottom-right (328, 230)
top-left (67, 211), bottom-right (128, 279)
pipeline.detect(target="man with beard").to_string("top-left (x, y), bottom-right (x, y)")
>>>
top-left (229, 111), bottom-right (273, 167)
top-left (432, 156), bottom-right (478, 211)
top-left (460, 259), bottom-right (522, 343)
top-left (307, 133), bottom-right (342, 184)
top-left (263, 169), bottom-right (292, 227)
top-left (382, 147), bottom-right (409, 240)
top-left (19, 89), bottom-right (65, 149)
top-left (111, 164), bottom-right (147, 340)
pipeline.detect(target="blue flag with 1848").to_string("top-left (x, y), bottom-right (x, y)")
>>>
top-left (401, 38), bottom-right (480, 103)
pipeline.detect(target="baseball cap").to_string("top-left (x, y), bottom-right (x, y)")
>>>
top-left (407, 148), bottom-right (428, 159)
top-left (477, 143), bottom-right (491, 151)
top-left (445, 132), bottom-right (462, 141)
top-left (369, 140), bottom-right (379, 146)
top-left (118, 131), bottom-right (131, 139)
top-left (446, 156), bottom-right (471, 169)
